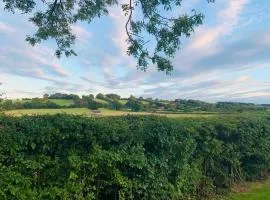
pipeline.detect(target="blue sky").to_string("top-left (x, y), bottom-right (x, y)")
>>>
top-left (0, 0), bottom-right (270, 103)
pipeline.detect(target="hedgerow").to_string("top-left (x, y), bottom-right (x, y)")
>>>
top-left (0, 114), bottom-right (269, 199)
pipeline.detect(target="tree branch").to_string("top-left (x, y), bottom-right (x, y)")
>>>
top-left (125, 0), bottom-right (134, 43)
top-left (49, 0), bottom-right (58, 19)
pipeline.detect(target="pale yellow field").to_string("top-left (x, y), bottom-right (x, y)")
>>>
top-left (4, 108), bottom-right (216, 118)
top-left (4, 108), bottom-right (91, 116)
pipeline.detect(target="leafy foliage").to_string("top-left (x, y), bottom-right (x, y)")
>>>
top-left (2, 0), bottom-right (214, 72)
top-left (47, 93), bottom-right (80, 100)
top-left (125, 96), bottom-right (143, 111)
top-left (0, 114), bottom-right (269, 199)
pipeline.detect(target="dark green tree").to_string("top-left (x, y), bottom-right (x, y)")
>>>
top-left (109, 100), bottom-right (123, 110)
top-left (105, 93), bottom-right (121, 100)
top-left (88, 94), bottom-right (94, 99)
top-left (96, 93), bottom-right (105, 99)
top-left (87, 99), bottom-right (101, 109)
top-left (126, 96), bottom-right (142, 112)
top-left (2, 0), bottom-right (214, 73)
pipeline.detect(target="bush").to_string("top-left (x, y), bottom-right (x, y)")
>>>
top-left (0, 115), bottom-right (269, 199)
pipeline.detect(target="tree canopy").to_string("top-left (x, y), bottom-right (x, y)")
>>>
top-left (2, 0), bottom-right (214, 73)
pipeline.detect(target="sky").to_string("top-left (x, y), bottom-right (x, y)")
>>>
top-left (0, 0), bottom-right (270, 103)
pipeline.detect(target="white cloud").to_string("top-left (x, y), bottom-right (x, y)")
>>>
top-left (259, 31), bottom-right (270, 45)
top-left (2, 46), bottom-right (71, 78)
top-left (72, 25), bottom-right (92, 42)
top-left (188, 0), bottom-right (249, 53)
top-left (109, 1), bottom-right (129, 56)
top-left (236, 75), bottom-right (250, 82)
top-left (0, 21), bottom-right (14, 33)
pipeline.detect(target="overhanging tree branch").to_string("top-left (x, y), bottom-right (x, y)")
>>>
top-left (2, 0), bottom-right (214, 73)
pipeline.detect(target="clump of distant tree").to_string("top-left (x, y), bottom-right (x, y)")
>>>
top-left (46, 93), bottom-right (80, 100)
top-left (125, 95), bottom-right (144, 112)
top-left (0, 99), bottom-right (61, 110)
top-left (216, 102), bottom-right (265, 112)
top-left (105, 94), bottom-right (120, 100)
top-left (96, 93), bottom-right (105, 100)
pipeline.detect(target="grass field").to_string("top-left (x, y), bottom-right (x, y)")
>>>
top-left (141, 100), bottom-right (150, 105)
top-left (48, 99), bottom-right (74, 106)
top-left (118, 99), bottom-right (128, 105)
top-left (94, 98), bottom-right (109, 104)
top-left (229, 179), bottom-right (270, 200)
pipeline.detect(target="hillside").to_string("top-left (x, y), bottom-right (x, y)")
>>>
top-left (0, 93), bottom-right (268, 114)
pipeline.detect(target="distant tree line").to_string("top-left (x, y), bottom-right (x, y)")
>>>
top-left (0, 92), bottom-right (267, 113)
top-left (44, 93), bottom-right (80, 100)
top-left (0, 99), bottom-right (61, 110)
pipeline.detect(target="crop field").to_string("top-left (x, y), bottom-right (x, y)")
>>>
top-left (5, 108), bottom-right (268, 120)
top-left (4, 108), bottom-right (90, 116)
top-left (3, 108), bottom-right (222, 118)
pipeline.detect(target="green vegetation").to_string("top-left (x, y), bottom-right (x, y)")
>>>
top-left (1, 93), bottom-right (268, 114)
top-left (0, 114), bottom-right (269, 199)
top-left (1, 93), bottom-right (270, 199)
top-left (118, 99), bottom-right (128, 105)
top-left (229, 180), bottom-right (270, 200)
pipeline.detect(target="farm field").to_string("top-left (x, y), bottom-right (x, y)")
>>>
top-left (4, 108), bottom-right (220, 118)
top-left (4, 108), bottom-right (269, 119)
top-left (4, 108), bottom-right (90, 116)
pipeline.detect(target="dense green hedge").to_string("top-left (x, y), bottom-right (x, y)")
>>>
top-left (0, 115), bottom-right (269, 199)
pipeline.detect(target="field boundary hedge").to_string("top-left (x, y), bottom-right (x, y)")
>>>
top-left (0, 114), bottom-right (269, 199)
